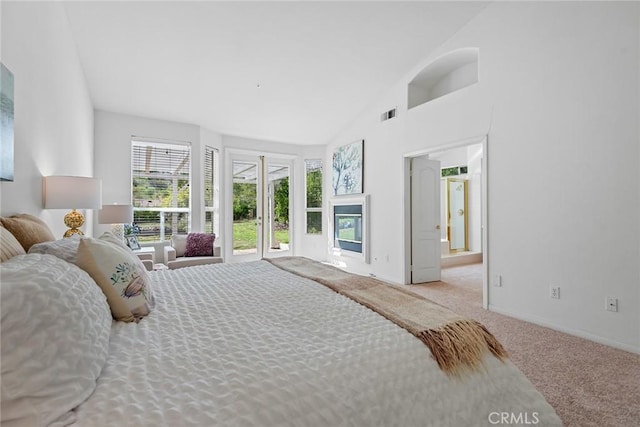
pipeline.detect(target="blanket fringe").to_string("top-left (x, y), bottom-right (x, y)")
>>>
top-left (417, 319), bottom-right (508, 377)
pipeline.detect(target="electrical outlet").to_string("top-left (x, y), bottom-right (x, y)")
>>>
top-left (492, 275), bottom-right (502, 287)
top-left (550, 286), bottom-right (560, 299)
top-left (606, 297), bottom-right (618, 312)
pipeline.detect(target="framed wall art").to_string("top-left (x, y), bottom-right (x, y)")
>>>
top-left (332, 139), bottom-right (363, 196)
top-left (1, 63), bottom-right (14, 182)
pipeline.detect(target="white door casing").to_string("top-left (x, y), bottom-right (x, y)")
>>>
top-left (228, 152), bottom-right (293, 263)
top-left (411, 156), bottom-right (441, 283)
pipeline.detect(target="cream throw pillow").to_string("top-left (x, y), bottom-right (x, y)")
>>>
top-left (171, 234), bottom-right (188, 257)
top-left (0, 226), bottom-right (26, 262)
top-left (77, 238), bottom-right (153, 322)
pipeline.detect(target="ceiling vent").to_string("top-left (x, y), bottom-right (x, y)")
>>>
top-left (381, 108), bottom-right (397, 122)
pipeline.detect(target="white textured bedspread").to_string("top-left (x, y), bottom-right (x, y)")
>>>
top-left (74, 261), bottom-right (561, 426)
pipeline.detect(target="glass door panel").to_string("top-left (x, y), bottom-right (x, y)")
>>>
top-left (232, 159), bottom-right (260, 256)
top-left (265, 162), bottom-right (290, 254)
top-left (229, 154), bottom-right (292, 261)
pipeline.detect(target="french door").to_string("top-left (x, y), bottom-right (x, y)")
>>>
top-left (230, 154), bottom-right (292, 261)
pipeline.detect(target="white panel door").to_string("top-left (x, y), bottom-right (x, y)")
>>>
top-left (411, 157), bottom-right (441, 283)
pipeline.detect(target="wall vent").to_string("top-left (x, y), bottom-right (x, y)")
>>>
top-left (380, 108), bottom-right (397, 122)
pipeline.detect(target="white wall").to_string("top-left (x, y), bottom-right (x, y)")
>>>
top-left (466, 144), bottom-right (482, 252)
top-left (429, 61), bottom-right (478, 103)
top-left (0, 1), bottom-right (94, 237)
top-left (326, 1), bottom-right (639, 352)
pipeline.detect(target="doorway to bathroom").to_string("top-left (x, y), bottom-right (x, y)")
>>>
top-left (429, 142), bottom-right (484, 266)
top-left (404, 135), bottom-right (488, 309)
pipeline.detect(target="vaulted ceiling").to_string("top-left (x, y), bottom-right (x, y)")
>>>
top-left (63, 1), bottom-right (488, 145)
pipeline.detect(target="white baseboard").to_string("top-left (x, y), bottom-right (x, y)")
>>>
top-left (488, 305), bottom-right (640, 355)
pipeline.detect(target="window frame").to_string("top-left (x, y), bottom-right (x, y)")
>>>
top-left (304, 159), bottom-right (323, 235)
top-left (203, 145), bottom-right (220, 236)
top-left (131, 138), bottom-right (192, 242)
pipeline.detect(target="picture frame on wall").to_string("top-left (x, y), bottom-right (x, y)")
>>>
top-left (332, 139), bottom-right (364, 196)
top-left (1, 63), bottom-right (15, 182)
top-left (126, 235), bottom-right (141, 250)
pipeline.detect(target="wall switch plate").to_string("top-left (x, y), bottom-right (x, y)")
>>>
top-left (550, 286), bottom-right (560, 299)
top-left (492, 275), bottom-right (502, 287)
top-left (606, 297), bottom-right (618, 312)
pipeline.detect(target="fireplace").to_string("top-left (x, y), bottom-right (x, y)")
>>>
top-left (334, 206), bottom-right (363, 253)
top-left (331, 195), bottom-right (369, 263)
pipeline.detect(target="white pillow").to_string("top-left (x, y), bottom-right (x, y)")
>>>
top-left (28, 233), bottom-right (131, 267)
top-left (28, 234), bottom-right (82, 264)
top-left (171, 234), bottom-right (188, 257)
top-left (0, 253), bottom-right (111, 426)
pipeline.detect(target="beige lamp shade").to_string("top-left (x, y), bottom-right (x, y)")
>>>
top-left (43, 176), bottom-right (102, 238)
top-left (99, 204), bottom-right (133, 242)
top-left (98, 204), bottom-right (133, 224)
top-left (43, 176), bottom-right (102, 209)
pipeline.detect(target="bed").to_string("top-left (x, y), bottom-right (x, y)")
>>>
top-left (0, 219), bottom-right (562, 427)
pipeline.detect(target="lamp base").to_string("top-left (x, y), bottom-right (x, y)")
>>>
top-left (63, 228), bottom-right (84, 238)
top-left (63, 209), bottom-right (85, 238)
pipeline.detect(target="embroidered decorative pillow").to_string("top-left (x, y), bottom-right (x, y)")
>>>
top-left (0, 214), bottom-right (55, 251)
top-left (0, 226), bottom-right (26, 262)
top-left (184, 233), bottom-right (215, 257)
top-left (76, 238), bottom-right (153, 322)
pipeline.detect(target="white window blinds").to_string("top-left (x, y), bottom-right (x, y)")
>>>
top-left (131, 139), bottom-right (191, 241)
top-left (204, 146), bottom-right (219, 235)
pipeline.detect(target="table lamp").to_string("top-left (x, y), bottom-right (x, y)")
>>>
top-left (43, 176), bottom-right (102, 238)
top-left (98, 204), bottom-right (133, 242)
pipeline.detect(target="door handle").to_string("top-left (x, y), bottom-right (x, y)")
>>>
top-left (436, 225), bottom-right (441, 230)
top-left (458, 209), bottom-right (464, 216)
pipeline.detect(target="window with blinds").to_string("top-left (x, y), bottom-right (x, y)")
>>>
top-left (305, 159), bottom-right (323, 234)
top-left (131, 139), bottom-right (191, 242)
top-left (204, 146), bottom-right (219, 235)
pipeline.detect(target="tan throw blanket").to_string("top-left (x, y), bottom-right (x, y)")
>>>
top-left (264, 256), bottom-right (508, 377)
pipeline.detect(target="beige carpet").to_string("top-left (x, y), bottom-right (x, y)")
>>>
top-left (408, 263), bottom-right (640, 427)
